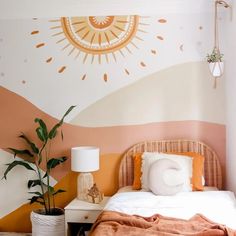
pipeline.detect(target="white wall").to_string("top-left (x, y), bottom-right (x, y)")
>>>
top-left (226, 0), bottom-right (236, 192)
top-left (0, 0), bottom-right (214, 19)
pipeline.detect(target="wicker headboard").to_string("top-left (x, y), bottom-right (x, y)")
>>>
top-left (119, 140), bottom-right (222, 189)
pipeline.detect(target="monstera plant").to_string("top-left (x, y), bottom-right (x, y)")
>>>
top-left (3, 105), bottom-right (75, 236)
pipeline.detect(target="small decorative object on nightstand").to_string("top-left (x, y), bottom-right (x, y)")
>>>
top-left (87, 183), bottom-right (104, 204)
top-left (71, 146), bottom-right (99, 201)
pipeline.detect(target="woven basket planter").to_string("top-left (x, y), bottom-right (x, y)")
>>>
top-left (31, 208), bottom-right (65, 236)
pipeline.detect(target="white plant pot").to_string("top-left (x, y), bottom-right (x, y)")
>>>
top-left (31, 208), bottom-right (65, 236)
top-left (208, 61), bottom-right (224, 77)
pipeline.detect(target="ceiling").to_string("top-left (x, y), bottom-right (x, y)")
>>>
top-left (0, 0), bottom-right (216, 19)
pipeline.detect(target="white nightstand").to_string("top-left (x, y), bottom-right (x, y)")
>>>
top-left (64, 196), bottom-right (110, 236)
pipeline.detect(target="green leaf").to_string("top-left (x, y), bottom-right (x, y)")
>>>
top-left (28, 191), bottom-right (43, 196)
top-left (8, 148), bottom-right (34, 158)
top-left (61, 130), bottom-right (64, 141)
top-left (47, 157), bottom-right (67, 172)
top-left (60, 105), bottom-right (76, 123)
top-left (35, 118), bottom-right (48, 142)
top-left (52, 189), bottom-right (66, 196)
top-left (28, 179), bottom-right (45, 188)
top-left (19, 133), bottom-right (39, 154)
top-left (48, 124), bottom-right (60, 139)
top-left (3, 160), bottom-right (35, 179)
top-left (48, 186), bottom-right (55, 194)
top-left (36, 127), bottom-right (46, 142)
top-left (38, 153), bottom-right (43, 165)
top-left (48, 105), bottom-right (76, 139)
top-left (28, 196), bottom-right (44, 205)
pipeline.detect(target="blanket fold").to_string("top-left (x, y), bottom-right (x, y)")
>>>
top-left (89, 211), bottom-right (236, 236)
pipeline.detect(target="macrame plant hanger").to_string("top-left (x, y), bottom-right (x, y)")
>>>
top-left (210, 0), bottom-right (230, 88)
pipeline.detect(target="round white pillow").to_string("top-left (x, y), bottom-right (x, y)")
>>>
top-left (148, 158), bottom-right (184, 196)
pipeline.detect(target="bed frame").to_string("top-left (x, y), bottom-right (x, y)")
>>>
top-left (118, 140), bottom-right (222, 189)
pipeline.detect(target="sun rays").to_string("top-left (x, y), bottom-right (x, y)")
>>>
top-left (30, 16), bottom-right (167, 81)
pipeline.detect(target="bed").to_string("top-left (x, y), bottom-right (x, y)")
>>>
top-left (90, 140), bottom-right (236, 236)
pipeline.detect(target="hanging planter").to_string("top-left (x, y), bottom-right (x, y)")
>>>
top-left (207, 47), bottom-right (224, 80)
top-left (206, 0), bottom-right (230, 88)
top-left (208, 61), bottom-right (224, 77)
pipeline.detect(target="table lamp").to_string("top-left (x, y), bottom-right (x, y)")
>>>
top-left (71, 146), bottom-right (99, 201)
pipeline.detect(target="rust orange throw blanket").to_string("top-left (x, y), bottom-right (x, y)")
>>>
top-left (90, 211), bottom-right (236, 236)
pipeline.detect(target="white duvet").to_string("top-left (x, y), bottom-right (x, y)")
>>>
top-left (104, 189), bottom-right (236, 230)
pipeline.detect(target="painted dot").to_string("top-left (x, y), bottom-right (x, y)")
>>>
top-left (81, 74), bottom-right (86, 80)
top-left (103, 73), bottom-right (108, 82)
top-left (158, 19), bottom-right (167, 23)
top-left (31, 30), bottom-right (39, 35)
top-left (140, 62), bottom-right (146, 67)
top-left (46, 57), bottom-right (53, 63)
top-left (124, 69), bottom-right (130, 75)
top-left (151, 50), bottom-right (157, 55)
top-left (24, 59), bottom-right (28, 63)
top-left (58, 66), bottom-right (66, 73)
top-left (1, 72), bottom-right (5, 77)
top-left (180, 44), bottom-right (184, 52)
top-left (156, 36), bottom-right (164, 40)
top-left (22, 80), bottom-right (26, 84)
top-left (36, 43), bottom-right (45, 48)
top-left (199, 26), bottom-right (203, 30)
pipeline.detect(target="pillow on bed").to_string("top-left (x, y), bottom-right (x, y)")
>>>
top-left (141, 152), bottom-right (192, 192)
top-left (141, 152), bottom-right (160, 190)
top-left (148, 158), bottom-right (184, 195)
top-left (132, 153), bottom-right (142, 190)
top-left (164, 152), bottom-right (205, 191)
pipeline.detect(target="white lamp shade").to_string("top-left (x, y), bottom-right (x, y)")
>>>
top-left (71, 146), bottom-right (99, 172)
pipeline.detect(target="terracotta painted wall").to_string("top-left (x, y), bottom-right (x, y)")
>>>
top-left (0, 12), bottom-right (226, 232)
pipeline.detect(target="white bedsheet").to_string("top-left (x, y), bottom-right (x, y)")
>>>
top-left (104, 190), bottom-right (236, 230)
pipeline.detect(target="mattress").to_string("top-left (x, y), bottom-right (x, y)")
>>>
top-left (104, 188), bottom-right (236, 230)
top-left (117, 185), bottom-right (219, 193)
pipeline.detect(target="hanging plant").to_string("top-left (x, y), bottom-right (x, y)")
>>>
top-left (206, 48), bottom-right (223, 63)
top-left (207, 0), bottom-right (230, 88)
top-left (207, 47), bottom-right (224, 78)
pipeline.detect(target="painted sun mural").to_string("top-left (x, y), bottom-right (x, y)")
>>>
top-left (50, 16), bottom-right (147, 63)
top-left (31, 16), bottom-right (167, 81)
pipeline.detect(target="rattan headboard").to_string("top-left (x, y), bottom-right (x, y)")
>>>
top-left (119, 140), bottom-right (222, 189)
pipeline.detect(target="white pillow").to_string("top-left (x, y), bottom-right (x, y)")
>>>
top-left (141, 152), bottom-right (161, 190)
top-left (148, 158), bottom-right (184, 195)
top-left (141, 152), bottom-right (192, 192)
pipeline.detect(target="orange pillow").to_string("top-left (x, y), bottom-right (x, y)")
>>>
top-left (132, 153), bottom-right (142, 190)
top-left (165, 152), bottom-right (204, 191)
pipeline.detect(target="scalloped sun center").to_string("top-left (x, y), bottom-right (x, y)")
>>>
top-left (89, 16), bottom-right (114, 29)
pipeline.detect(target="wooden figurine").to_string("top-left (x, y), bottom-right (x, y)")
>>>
top-left (87, 183), bottom-right (103, 204)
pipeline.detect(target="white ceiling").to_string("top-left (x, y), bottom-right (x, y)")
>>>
top-left (0, 0), bottom-right (216, 19)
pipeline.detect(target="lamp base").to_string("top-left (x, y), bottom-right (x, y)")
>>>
top-left (77, 172), bottom-right (94, 201)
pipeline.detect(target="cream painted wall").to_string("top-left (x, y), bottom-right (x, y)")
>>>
top-left (73, 62), bottom-right (225, 127)
top-left (225, 0), bottom-right (236, 192)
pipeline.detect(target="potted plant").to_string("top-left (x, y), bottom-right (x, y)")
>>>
top-left (2, 105), bottom-right (75, 236)
top-left (206, 48), bottom-right (224, 77)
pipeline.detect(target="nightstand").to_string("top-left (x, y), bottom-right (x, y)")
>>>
top-left (64, 196), bottom-right (110, 236)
